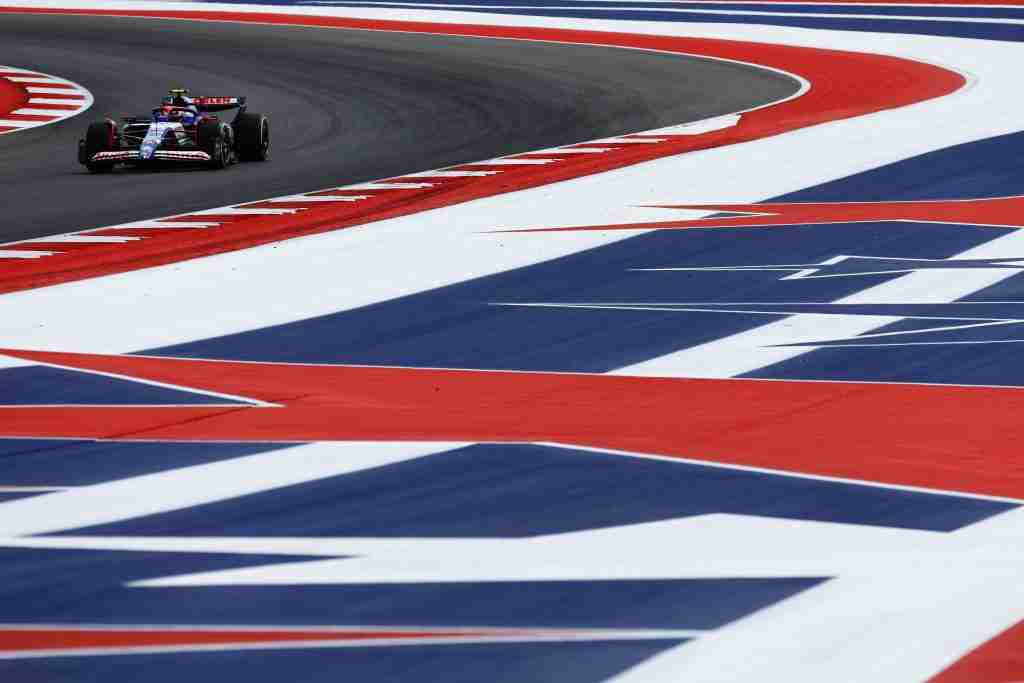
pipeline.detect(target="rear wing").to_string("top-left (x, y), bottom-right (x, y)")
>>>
top-left (193, 96), bottom-right (247, 113)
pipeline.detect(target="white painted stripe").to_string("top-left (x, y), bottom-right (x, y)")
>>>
top-left (0, 119), bottom-right (34, 128)
top-left (12, 107), bottom-right (76, 116)
top-left (111, 221), bottom-right (222, 230)
top-left (23, 235), bottom-right (142, 244)
top-left (0, 515), bottom-right (940, 585)
top-left (649, 114), bottom-right (743, 135)
top-left (0, 250), bottom-right (58, 259)
top-left (5, 76), bottom-right (63, 83)
top-left (406, 170), bottom-right (500, 177)
top-left (470, 158), bottom-right (560, 165)
top-left (27, 97), bottom-right (87, 106)
top-left (191, 207), bottom-right (301, 216)
top-left (129, 517), bottom-right (954, 589)
top-left (0, 441), bottom-right (466, 537)
top-left (590, 137), bottom-right (666, 144)
top-left (342, 182), bottom-right (434, 190)
top-left (0, 223), bottom-right (221, 248)
top-left (24, 86), bottom-right (81, 95)
top-left (526, 147), bottom-right (611, 154)
top-left (264, 194), bottom-right (370, 203)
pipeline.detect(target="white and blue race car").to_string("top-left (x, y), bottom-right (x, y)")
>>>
top-left (78, 89), bottom-right (269, 173)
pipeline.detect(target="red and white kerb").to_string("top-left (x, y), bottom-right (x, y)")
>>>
top-left (0, 65), bottom-right (92, 135)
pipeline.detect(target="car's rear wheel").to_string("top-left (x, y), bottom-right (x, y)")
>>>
top-left (82, 120), bottom-right (116, 173)
top-left (233, 112), bottom-right (269, 162)
top-left (198, 120), bottom-right (231, 170)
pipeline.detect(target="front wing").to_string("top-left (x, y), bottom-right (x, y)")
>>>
top-left (89, 150), bottom-right (211, 163)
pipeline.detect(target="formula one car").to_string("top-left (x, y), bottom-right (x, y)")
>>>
top-left (78, 89), bottom-right (269, 173)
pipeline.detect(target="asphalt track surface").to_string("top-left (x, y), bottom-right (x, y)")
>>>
top-left (0, 13), bottom-right (800, 243)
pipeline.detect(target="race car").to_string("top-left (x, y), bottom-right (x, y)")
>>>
top-left (78, 89), bottom-right (269, 173)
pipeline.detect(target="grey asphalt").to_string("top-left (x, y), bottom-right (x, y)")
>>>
top-left (0, 13), bottom-right (800, 243)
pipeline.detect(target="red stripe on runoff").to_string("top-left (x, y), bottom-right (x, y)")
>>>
top-left (929, 620), bottom-right (1024, 683)
top-left (2, 348), bottom-right (1022, 501)
top-left (20, 91), bottom-right (84, 100)
top-left (0, 7), bottom-right (964, 294)
top-left (9, 80), bottom-right (74, 88)
top-left (508, 197), bottom-right (1024, 232)
top-left (0, 626), bottom-right (530, 654)
top-left (25, 102), bottom-right (82, 110)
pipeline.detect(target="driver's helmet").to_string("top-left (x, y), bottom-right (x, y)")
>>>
top-left (154, 105), bottom-right (173, 121)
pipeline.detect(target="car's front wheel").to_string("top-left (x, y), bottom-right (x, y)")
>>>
top-left (82, 120), bottom-right (117, 173)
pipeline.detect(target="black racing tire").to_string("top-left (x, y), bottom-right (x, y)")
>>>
top-left (198, 119), bottom-right (231, 170)
top-left (232, 112), bottom-right (269, 162)
top-left (83, 120), bottom-right (116, 173)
